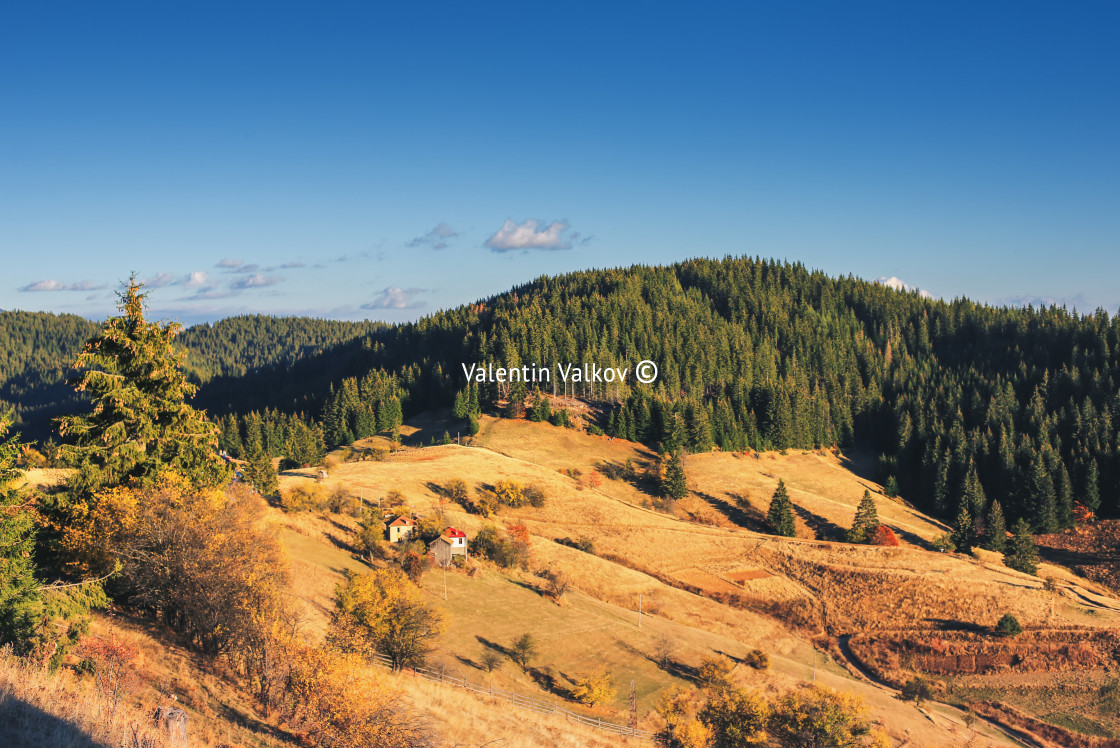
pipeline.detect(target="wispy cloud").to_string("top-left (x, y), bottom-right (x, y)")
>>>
top-left (216, 258), bottom-right (243, 269)
top-left (484, 219), bottom-right (587, 252)
top-left (231, 274), bottom-right (282, 290)
top-left (875, 276), bottom-right (933, 299)
top-left (407, 222), bottom-right (460, 250)
top-left (20, 279), bottom-right (107, 292)
top-left (361, 286), bottom-right (425, 310)
top-left (279, 261), bottom-right (306, 269)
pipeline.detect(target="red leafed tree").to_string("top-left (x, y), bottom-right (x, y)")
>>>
top-left (869, 525), bottom-right (900, 547)
top-left (1073, 501), bottom-right (1095, 524)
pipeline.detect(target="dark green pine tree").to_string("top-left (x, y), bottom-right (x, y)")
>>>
top-left (56, 277), bottom-right (229, 494)
top-left (1003, 518), bottom-right (1039, 576)
top-left (847, 490), bottom-right (879, 544)
top-left (961, 462), bottom-right (987, 537)
top-left (982, 499), bottom-right (1008, 553)
top-left (951, 505), bottom-right (976, 554)
top-left (767, 479), bottom-right (796, 537)
top-left (1083, 460), bottom-right (1101, 514)
top-left (245, 449), bottom-right (279, 499)
top-left (1054, 461), bottom-right (1074, 529)
top-left (662, 450), bottom-right (688, 501)
top-left (1027, 452), bottom-right (1058, 533)
top-left (453, 390), bottom-right (469, 420)
top-left (528, 391), bottom-right (551, 422)
top-left (0, 425), bottom-right (41, 650)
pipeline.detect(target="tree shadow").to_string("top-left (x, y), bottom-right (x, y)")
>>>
top-left (1, 692), bottom-right (101, 746)
top-left (695, 490), bottom-right (769, 533)
top-left (924, 618), bottom-right (989, 633)
top-left (791, 504), bottom-right (847, 542)
top-left (475, 635), bottom-right (513, 659)
top-left (613, 638), bottom-right (700, 684)
top-left (835, 448), bottom-right (881, 485)
top-left (531, 666), bottom-right (574, 700)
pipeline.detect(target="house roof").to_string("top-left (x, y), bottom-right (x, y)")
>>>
top-left (388, 516), bottom-right (414, 527)
top-left (429, 536), bottom-right (451, 548)
top-left (443, 527), bottom-right (466, 539)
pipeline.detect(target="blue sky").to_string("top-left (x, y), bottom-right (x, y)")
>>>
top-left (2, 2), bottom-right (1117, 325)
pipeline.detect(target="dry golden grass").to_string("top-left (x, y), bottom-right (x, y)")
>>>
top-left (273, 418), bottom-right (1118, 744)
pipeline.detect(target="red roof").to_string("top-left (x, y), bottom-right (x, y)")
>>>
top-left (389, 516), bottom-right (415, 526)
top-left (443, 527), bottom-right (466, 539)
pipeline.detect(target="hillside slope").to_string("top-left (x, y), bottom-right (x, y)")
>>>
top-left (276, 416), bottom-right (1120, 745)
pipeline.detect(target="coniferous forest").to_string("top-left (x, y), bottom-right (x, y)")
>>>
top-left (5, 256), bottom-right (1119, 533)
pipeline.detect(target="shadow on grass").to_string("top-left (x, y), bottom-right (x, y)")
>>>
top-left (791, 503), bottom-right (847, 542)
top-left (695, 490), bottom-right (769, 532)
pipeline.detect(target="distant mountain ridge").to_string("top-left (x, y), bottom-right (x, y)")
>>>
top-left (4, 257), bottom-right (1119, 532)
top-left (0, 310), bottom-right (381, 442)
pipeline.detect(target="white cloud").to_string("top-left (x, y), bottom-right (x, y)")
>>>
top-left (485, 219), bottom-right (585, 251)
top-left (874, 276), bottom-right (933, 299)
top-left (183, 271), bottom-right (209, 287)
top-left (361, 286), bottom-right (425, 310)
top-left (20, 279), bottom-right (107, 292)
top-left (216, 258), bottom-right (243, 269)
top-left (230, 274), bottom-right (282, 290)
top-left (407, 222), bottom-right (460, 249)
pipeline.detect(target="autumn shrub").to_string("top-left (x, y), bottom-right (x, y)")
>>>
top-left (280, 641), bottom-right (437, 747)
top-left (327, 569), bottom-right (445, 671)
top-left (901, 676), bottom-right (934, 705)
top-left (768, 685), bottom-right (887, 748)
top-left (524, 483), bottom-right (548, 507)
top-left (697, 654), bottom-right (734, 690)
top-left (700, 685), bottom-right (769, 746)
top-left (655, 687), bottom-right (712, 748)
top-left (572, 669), bottom-right (617, 706)
top-left (868, 525), bottom-right (900, 547)
top-left (76, 631), bottom-right (141, 729)
top-left (493, 480), bottom-right (527, 508)
top-left (744, 649), bottom-right (769, 670)
top-left (281, 483), bottom-right (326, 512)
top-left (114, 480), bottom-right (290, 658)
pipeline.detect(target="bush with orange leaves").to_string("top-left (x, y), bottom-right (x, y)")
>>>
top-left (279, 639), bottom-right (437, 748)
top-left (869, 525), bottom-right (900, 547)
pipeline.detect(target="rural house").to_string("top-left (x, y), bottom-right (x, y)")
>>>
top-left (429, 527), bottom-right (468, 568)
top-left (387, 515), bottom-right (415, 543)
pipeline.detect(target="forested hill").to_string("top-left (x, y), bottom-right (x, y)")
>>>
top-left (196, 257), bottom-right (1120, 532)
top-left (0, 311), bottom-right (380, 441)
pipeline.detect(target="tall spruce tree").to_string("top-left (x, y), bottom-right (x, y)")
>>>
top-left (982, 500), bottom-right (1008, 553)
top-left (57, 277), bottom-right (229, 494)
top-left (951, 506), bottom-right (976, 554)
top-left (662, 450), bottom-right (688, 501)
top-left (767, 479), bottom-right (796, 537)
top-left (0, 425), bottom-right (41, 650)
top-left (847, 490), bottom-right (879, 544)
top-left (1004, 518), bottom-right (1039, 575)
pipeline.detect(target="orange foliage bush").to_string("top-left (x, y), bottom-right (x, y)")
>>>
top-left (869, 525), bottom-right (899, 547)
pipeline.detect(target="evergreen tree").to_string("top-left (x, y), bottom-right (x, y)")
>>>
top-left (1004, 518), bottom-right (1039, 575)
top-left (0, 425), bottom-right (41, 650)
top-left (982, 500), bottom-right (1008, 553)
top-left (245, 449), bottom-right (279, 499)
top-left (1083, 460), bottom-right (1101, 514)
top-left (961, 462), bottom-right (987, 535)
top-left (662, 450), bottom-right (688, 501)
top-left (56, 278), bottom-right (229, 494)
top-left (951, 505), bottom-right (975, 554)
top-left (767, 479), bottom-right (796, 537)
top-left (1027, 453), bottom-right (1057, 533)
top-left (847, 490), bottom-right (879, 544)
